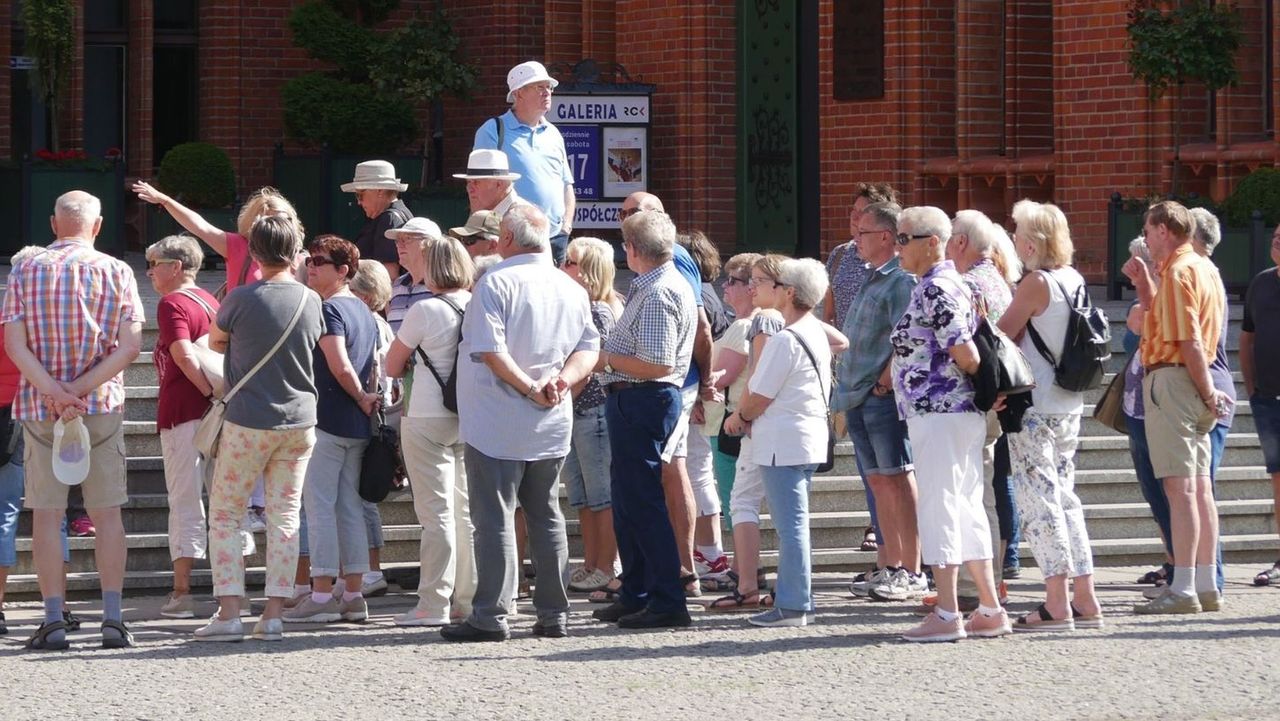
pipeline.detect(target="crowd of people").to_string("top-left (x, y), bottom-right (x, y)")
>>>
top-left (1, 59), bottom-right (1278, 651)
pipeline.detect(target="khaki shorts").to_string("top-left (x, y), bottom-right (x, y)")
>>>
top-left (1143, 368), bottom-right (1215, 480)
top-left (22, 413), bottom-right (128, 509)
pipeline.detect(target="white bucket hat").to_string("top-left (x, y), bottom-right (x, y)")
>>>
top-left (506, 60), bottom-right (558, 103)
top-left (384, 216), bottom-right (444, 241)
top-left (52, 416), bottom-right (91, 486)
top-left (452, 149), bottom-right (522, 182)
top-left (340, 160), bottom-right (409, 193)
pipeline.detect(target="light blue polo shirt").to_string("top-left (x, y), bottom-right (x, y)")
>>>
top-left (473, 111), bottom-right (574, 235)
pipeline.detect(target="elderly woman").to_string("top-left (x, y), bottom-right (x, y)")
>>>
top-left (997, 200), bottom-right (1100, 632)
top-left (384, 224), bottom-right (477, 626)
top-left (709, 253), bottom-right (762, 525)
top-left (342, 160), bottom-right (413, 279)
top-left (194, 216), bottom-right (324, 643)
top-left (281, 236), bottom-right (380, 626)
top-left (892, 206), bottom-right (1008, 642)
top-left (722, 258), bottom-right (843, 627)
top-left (560, 236), bottom-right (624, 593)
top-left (145, 236), bottom-right (221, 619)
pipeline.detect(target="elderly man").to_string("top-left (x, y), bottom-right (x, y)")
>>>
top-left (617, 191), bottom-right (715, 597)
top-left (592, 210), bottom-right (697, 630)
top-left (442, 204), bottom-right (599, 642)
top-left (473, 61), bottom-right (575, 266)
top-left (449, 210), bottom-right (502, 260)
top-left (1129, 200), bottom-right (1228, 615)
top-left (342, 160), bottom-right (413, 279)
top-left (832, 201), bottom-right (925, 603)
top-left (453, 149), bottom-right (525, 219)
top-left (1243, 224), bottom-right (1280, 587)
top-left (2, 191), bottom-right (144, 650)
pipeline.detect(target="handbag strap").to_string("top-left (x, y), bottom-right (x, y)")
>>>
top-left (785, 328), bottom-right (830, 413)
top-left (222, 288), bottom-right (310, 404)
top-left (1025, 269), bottom-right (1077, 368)
top-left (176, 288), bottom-right (216, 323)
top-left (415, 294), bottom-right (465, 391)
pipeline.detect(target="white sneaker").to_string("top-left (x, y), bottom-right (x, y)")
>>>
top-left (194, 615), bottom-right (244, 642)
top-left (240, 529), bottom-right (256, 557)
top-left (243, 509), bottom-right (267, 534)
top-left (251, 617), bottom-right (283, 641)
top-left (850, 567), bottom-right (886, 597)
top-left (362, 573), bottom-right (388, 597)
top-left (394, 607), bottom-right (450, 627)
top-left (869, 568), bottom-right (913, 602)
top-left (160, 593), bottom-right (194, 619)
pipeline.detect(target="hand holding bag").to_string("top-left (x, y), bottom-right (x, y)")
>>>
top-left (194, 291), bottom-right (308, 461)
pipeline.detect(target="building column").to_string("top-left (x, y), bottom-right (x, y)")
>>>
top-left (127, 0), bottom-right (154, 177)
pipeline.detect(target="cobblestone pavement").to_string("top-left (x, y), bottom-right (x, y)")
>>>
top-left (2, 565), bottom-right (1276, 720)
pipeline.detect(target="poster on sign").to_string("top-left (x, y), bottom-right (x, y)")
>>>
top-left (603, 127), bottom-right (646, 198)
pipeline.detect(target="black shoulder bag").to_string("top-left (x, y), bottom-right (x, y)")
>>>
top-left (417, 295), bottom-right (465, 413)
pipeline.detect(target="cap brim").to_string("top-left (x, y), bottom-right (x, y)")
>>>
top-left (451, 172), bottom-right (521, 181)
top-left (341, 181), bottom-right (409, 192)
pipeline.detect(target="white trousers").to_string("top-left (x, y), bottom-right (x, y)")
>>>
top-left (907, 413), bottom-right (991, 567)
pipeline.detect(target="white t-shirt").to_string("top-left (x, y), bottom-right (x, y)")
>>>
top-left (747, 315), bottom-right (831, 467)
top-left (705, 317), bottom-right (751, 435)
top-left (1020, 267), bottom-right (1086, 415)
top-left (396, 289), bottom-right (471, 418)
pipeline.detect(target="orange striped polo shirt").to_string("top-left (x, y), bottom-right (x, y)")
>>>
top-left (1139, 244), bottom-right (1225, 367)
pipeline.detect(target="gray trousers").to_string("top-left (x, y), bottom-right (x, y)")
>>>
top-left (463, 444), bottom-right (569, 631)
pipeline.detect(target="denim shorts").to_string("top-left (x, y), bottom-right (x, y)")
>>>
top-left (0, 454), bottom-right (71, 568)
top-left (564, 404), bottom-right (612, 510)
top-left (844, 393), bottom-right (913, 475)
top-left (1252, 394), bottom-right (1280, 474)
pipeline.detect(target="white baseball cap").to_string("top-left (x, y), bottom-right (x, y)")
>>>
top-left (506, 61), bottom-right (558, 103)
top-left (52, 416), bottom-right (91, 486)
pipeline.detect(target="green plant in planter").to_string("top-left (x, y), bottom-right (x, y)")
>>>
top-left (1221, 168), bottom-right (1280, 228)
top-left (157, 142), bottom-right (236, 209)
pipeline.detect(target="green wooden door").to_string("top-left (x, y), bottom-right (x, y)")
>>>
top-left (738, 0), bottom-right (799, 253)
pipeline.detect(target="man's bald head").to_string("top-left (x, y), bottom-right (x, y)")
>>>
top-left (52, 190), bottom-right (103, 240)
top-left (622, 191), bottom-right (664, 215)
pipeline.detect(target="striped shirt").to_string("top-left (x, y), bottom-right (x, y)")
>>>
top-left (601, 261), bottom-right (696, 387)
top-left (1140, 244), bottom-right (1225, 368)
top-left (0, 238), bottom-right (144, 420)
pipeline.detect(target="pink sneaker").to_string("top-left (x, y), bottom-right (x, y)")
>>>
top-left (69, 516), bottom-right (95, 537)
top-left (902, 611), bottom-right (966, 643)
top-left (964, 608), bottom-right (1013, 638)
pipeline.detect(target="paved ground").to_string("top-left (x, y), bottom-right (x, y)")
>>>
top-left (2, 564), bottom-right (1276, 720)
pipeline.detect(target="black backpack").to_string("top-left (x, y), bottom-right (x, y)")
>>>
top-left (417, 295), bottom-right (465, 413)
top-left (1026, 270), bottom-right (1111, 392)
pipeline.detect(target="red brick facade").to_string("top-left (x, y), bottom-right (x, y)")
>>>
top-left (3, 1), bottom-right (1278, 277)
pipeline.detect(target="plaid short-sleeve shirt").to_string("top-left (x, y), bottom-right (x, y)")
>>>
top-left (601, 261), bottom-right (696, 387)
top-left (0, 238), bottom-right (145, 420)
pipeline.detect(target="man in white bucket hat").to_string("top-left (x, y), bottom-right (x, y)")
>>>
top-left (343, 159), bottom-right (413, 279)
top-left (473, 60), bottom-right (576, 267)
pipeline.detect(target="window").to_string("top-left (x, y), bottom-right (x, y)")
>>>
top-left (83, 0), bottom-right (128, 157)
top-left (153, 0), bottom-right (199, 163)
top-left (832, 1), bottom-right (885, 101)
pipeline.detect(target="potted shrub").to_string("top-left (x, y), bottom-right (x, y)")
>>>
top-left (148, 142), bottom-right (238, 266)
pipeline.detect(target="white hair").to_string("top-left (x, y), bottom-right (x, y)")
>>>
top-left (991, 228), bottom-right (1023, 285)
top-left (1189, 207), bottom-right (1222, 256)
top-left (503, 204), bottom-right (550, 251)
top-left (952, 209), bottom-right (997, 253)
top-left (621, 210), bottom-right (676, 262)
top-left (54, 191), bottom-right (102, 227)
top-left (899, 206), bottom-right (953, 253)
top-left (9, 244), bottom-right (46, 269)
top-left (777, 257), bottom-right (829, 310)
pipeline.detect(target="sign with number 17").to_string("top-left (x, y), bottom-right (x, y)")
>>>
top-left (561, 126), bottom-right (602, 200)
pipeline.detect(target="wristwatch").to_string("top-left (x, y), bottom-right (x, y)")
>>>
top-left (602, 352), bottom-right (614, 374)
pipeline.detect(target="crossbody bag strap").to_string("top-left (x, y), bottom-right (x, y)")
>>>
top-left (176, 288), bottom-right (216, 323)
top-left (786, 328), bottom-right (830, 413)
top-left (415, 295), bottom-right (465, 391)
top-left (492, 116), bottom-right (505, 151)
top-left (222, 289), bottom-right (309, 404)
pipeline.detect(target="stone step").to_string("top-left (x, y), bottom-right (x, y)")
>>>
top-left (1080, 401), bottom-right (1255, 436)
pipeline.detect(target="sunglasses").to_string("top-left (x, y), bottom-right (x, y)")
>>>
top-left (146, 258), bottom-right (181, 269)
top-left (305, 256), bottom-right (337, 268)
top-left (896, 233), bottom-right (933, 246)
top-left (725, 276), bottom-right (749, 287)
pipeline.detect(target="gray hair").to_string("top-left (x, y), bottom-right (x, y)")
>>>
top-left (1189, 207), bottom-right (1222, 256)
top-left (951, 209), bottom-right (999, 254)
top-left (503, 204), bottom-right (550, 251)
top-left (777, 257), bottom-right (829, 310)
top-left (862, 201), bottom-right (901, 233)
top-left (249, 214), bottom-right (303, 267)
top-left (621, 210), bottom-right (675, 262)
top-left (473, 253), bottom-right (501, 282)
top-left (899, 206), bottom-right (953, 253)
top-left (9, 244), bottom-right (46, 268)
top-left (54, 191), bottom-right (102, 227)
top-left (351, 259), bottom-right (393, 312)
top-left (146, 234), bottom-right (204, 279)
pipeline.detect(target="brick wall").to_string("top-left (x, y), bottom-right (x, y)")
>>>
top-left (126, 0), bottom-right (153, 178)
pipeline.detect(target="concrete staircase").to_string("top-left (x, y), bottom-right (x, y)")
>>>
top-left (4, 255), bottom-right (1277, 596)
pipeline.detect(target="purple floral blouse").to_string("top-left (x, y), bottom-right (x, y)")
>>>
top-left (889, 260), bottom-right (980, 420)
top-left (961, 258), bottom-right (1013, 324)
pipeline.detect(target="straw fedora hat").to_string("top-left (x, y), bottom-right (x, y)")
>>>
top-left (341, 160), bottom-right (408, 192)
top-left (452, 149), bottom-right (522, 182)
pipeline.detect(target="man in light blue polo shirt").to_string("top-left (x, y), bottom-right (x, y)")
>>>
top-left (442, 204), bottom-right (599, 643)
top-left (473, 61), bottom-right (576, 267)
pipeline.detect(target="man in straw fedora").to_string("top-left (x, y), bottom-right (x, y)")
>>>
top-left (343, 160), bottom-right (414, 279)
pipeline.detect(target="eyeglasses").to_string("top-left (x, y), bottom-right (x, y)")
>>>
top-left (394, 234), bottom-right (426, 246)
top-left (896, 233), bottom-right (933, 246)
top-left (857, 229), bottom-right (888, 237)
top-left (747, 277), bottom-right (778, 288)
top-left (619, 207), bottom-right (641, 220)
top-left (305, 256), bottom-right (336, 268)
top-left (146, 258), bottom-right (181, 269)
top-left (725, 275), bottom-right (750, 287)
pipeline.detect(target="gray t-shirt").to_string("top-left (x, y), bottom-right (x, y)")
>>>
top-left (216, 280), bottom-right (325, 430)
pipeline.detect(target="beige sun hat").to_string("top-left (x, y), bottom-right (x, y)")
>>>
top-left (341, 160), bottom-right (409, 193)
top-left (452, 149), bottom-right (521, 182)
top-left (449, 210), bottom-right (502, 239)
top-left (506, 60), bottom-right (559, 103)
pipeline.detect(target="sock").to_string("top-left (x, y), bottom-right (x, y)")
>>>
top-left (977, 604), bottom-right (1003, 617)
top-left (294, 584), bottom-right (311, 598)
top-left (1195, 564), bottom-right (1217, 594)
top-left (1170, 566), bottom-right (1195, 597)
top-left (311, 591), bottom-right (333, 604)
top-left (102, 590), bottom-right (122, 622)
top-left (363, 571), bottom-right (383, 583)
top-left (342, 590), bottom-right (363, 602)
top-left (697, 544), bottom-right (724, 562)
top-left (934, 606), bottom-right (960, 622)
top-left (43, 597), bottom-right (67, 645)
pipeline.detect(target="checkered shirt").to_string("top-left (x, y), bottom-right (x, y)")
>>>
top-left (601, 261), bottom-right (695, 386)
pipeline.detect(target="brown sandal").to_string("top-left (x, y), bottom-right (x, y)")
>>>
top-left (707, 588), bottom-right (763, 613)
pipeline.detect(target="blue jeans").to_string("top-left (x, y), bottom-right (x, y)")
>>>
top-left (607, 384), bottom-right (684, 614)
top-left (1125, 413), bottom-right (1225, 592)
top-left (0, 453), bottom-right (70, 568)
top-left (564, 404), bottom-right (613, 510)
top-left (992, 434), bottom-right (1021, 561)
top-left (761, 463), bottom-right (818, 613)
top-left (1252, 394), bottom-right (1280, 473)
top-left (549, 232), bottom-right (570, 268)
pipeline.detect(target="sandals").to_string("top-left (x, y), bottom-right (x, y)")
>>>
top-left (1253, 562), bottom-right (1280, 587)
top-left (860, 526), bottom-right (878, 552)
top-left (588, 579), bottom-right (622, 604)
top-left (700, 569), bottom-right (769, 594)
top-left (707, 588), bottom-right (764, 613)
top-left (1070, 603), bottom-right (1105, 630)
top-left (1137, 566), bottom-right (1170, 585)
top-left (681, 573), bottom-right (702, 599)
top-left (100, 619), bottom-right (135, 649)
top-left (1013, 603), bottom-right (1075, 633)
top-left (25, 620), bottom-right (71, 651)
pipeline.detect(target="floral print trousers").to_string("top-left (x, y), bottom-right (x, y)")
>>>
top-left (1007, 410), bottom-right (1094, 578)
top-left (208, 421), bottom-right (315, 598)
